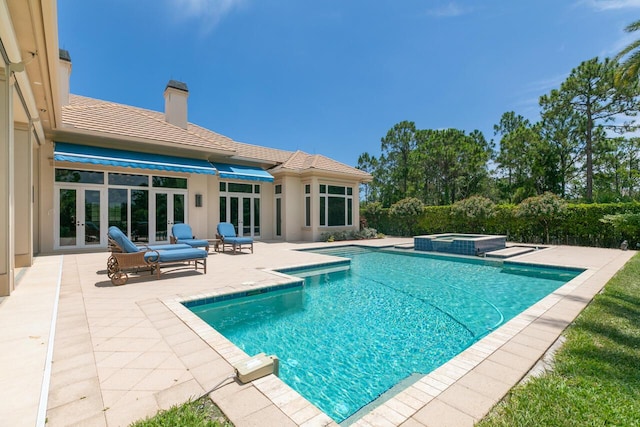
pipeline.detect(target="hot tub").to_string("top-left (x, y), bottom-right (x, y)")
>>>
top-left (414, 233), bottom-right (506, 256)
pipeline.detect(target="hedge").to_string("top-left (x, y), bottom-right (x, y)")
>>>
top-left (361, 202), bottom-right (640, 249)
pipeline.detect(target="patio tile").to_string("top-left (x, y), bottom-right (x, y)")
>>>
top-left (399, 418), bottom-right (427, 427)
top-left (47, 375), bottom-right (102, 409)
top-left (155, 378), bottom-right (205, 410)
top-left (214, 385), bottom-right (272, 421)
top-left (132, 368), bottom-right (187, 391)
top-left (46, 394), bottom-right (106, 426)
top-left (456, 371), bottom-right (513, 401)
top-left (104, 393), bottom-right (158, 427)
top-left (100, 368), bottom-right (153, 390)
top-left (412, 399), bottom-right (475, 427)
top-left (437, 383), bottom-right (498, 419)
top-left (96, 351), bottom-right (143, 368)
top-left (236, 404), bottom-right (297, 427)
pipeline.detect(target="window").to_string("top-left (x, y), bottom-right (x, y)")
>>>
top-left (228, 182), bottom-right (253, 193)
top-left (275, 184), bottom-right (282, 194)
top-left (55, 169), bottom-right (104, 184)
top-left (152, 176), bottom-right (187, 189)
top-left (319, 184), bottom-right (353, 227)
top-left (109, 173), bottom-right (149, 187)
top-left (305, 196), bottom-right (311, 227)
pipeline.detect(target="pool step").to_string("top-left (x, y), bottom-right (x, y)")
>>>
top-left (485, 246), bottom-right (535, 258)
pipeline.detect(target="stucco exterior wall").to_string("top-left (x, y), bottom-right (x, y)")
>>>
top-left (14, 125), bottom-right (32, 267)
top-left (0, 67), bottom-right (14, 295)
top-left (38, 142), bottom-right (55, 254)
top-left (187, 173), bottom-right (209, 239)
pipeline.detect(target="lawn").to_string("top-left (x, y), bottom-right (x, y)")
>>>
top-left (129, 397), bottom-right (233, 427)
top-left (477, 252), bottom-right (640, 427)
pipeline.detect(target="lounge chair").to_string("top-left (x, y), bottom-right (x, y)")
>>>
top-left (170, 223), bottom-right (210, 251)
top-left (107, 226), bottom-right (207, 285)
top-left (216, 222), bottom-right (253, 254)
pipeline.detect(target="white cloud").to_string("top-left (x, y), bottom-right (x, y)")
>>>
top-left (169, 0), bottom-right (247, 31)
top-left (426, 2), bottom-right (473, 18)
top-left (579, 0), bottom-right (640, 11)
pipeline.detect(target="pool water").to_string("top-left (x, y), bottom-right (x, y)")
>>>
top-left (189, 247), bottom-right (581, 423)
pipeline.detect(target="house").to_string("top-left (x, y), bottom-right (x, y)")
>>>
top-left (0, 0), bottom-right (371, 296)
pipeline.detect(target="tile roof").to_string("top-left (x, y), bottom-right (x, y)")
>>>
top-left (62, 95), bottom-right (236, 153)
top-left (61, 95), bottom-right (371, 181)
top-left (270, 150), bottom-right (372, 179)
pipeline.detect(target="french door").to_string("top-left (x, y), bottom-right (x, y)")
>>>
top-left (152, 191), bottom-right (186, 243)
top-left (220, 195), bottom-right (260, 237)
top-left (55, 187), bottom-right (105, 249)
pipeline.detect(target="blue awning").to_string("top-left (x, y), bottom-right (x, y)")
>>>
top-left (54, 142), bottom-right (217, 175)
top-left (211, 162), bottom-right (274, 182)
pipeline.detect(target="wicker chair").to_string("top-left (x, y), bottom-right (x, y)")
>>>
top-left (107, 226), bottom-right (207, 285)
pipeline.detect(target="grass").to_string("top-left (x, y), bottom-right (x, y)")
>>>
top-left (129, 397), bottom-right (233, 427)
top-left (477, 252), bottom-right (640, 427)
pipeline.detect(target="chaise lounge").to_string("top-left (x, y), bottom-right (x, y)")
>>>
top-left (107, 226), bottom-right (207, 285)
top-left (170, 223), bottom-right (210, 251)
top-left (216, 222), bottom-right (254, 254)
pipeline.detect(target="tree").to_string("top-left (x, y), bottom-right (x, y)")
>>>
top-left (379, 121), bottom-right (418, 204)
top-left (615, 19), bottom-right (640, 84)
top-left (356, 152), bottom-right (379, 203)
top-left (539, 103), bottom-right (582, 198)
top-left (539, 57), bottom-right (640, 201)
top-left (493, 112), bottom-right (538, 202)
top-left (412, 128), bottom-right (491, 205)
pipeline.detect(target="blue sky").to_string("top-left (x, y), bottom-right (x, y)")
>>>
top-left (58, 0), bottom-right (640, 167)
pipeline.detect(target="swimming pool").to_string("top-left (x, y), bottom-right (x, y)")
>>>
top-left (187, 247), bottom-right (581, 423)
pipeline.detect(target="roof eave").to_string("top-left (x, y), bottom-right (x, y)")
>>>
top-left (51, 127), bottom-right (236, 159)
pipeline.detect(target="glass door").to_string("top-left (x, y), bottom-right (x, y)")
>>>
top-left (228, 196), bottom-right (259, 237)
top-left (219, 182), bottom-right (261, 238)
top-left (56, 187), bottom-right (104, 248)
top-left (152, 191), bottom-right (186, 244)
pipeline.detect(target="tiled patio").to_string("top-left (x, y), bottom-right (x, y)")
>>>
top-left (0, 240), bottom-right (634, 427)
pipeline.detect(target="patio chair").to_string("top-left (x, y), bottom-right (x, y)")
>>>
top-left (216, 222), bottom-right (254, 254)
top-left (107, 226), bottom-right (207, 285)
top-left (171, 223), bottom-right (210, 252)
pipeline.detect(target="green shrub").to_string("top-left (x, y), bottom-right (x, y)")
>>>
top-left (320, 228), bottom-right (379, 242)
top-left (516, 192), bottom-right (567, 244)
top-left (361, 200), bottom-right (640, 248)
top-left (451, 196), bottom-right (497, 233)
top-left (389, 197), bottom-right (425, 236)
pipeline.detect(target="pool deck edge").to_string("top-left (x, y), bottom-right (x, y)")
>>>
top-left (0, 240), bottom-right (634, 427)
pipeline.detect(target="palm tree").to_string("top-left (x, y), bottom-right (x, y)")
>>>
top-left (615, 19), bottom-right (640, 83)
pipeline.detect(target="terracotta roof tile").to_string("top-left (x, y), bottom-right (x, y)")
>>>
top-left (271, 150), bottom-right (371, 180)
top-left (61, 95), bottom-right (371, 180)
top-left (62, 95), bottom-right (235, 152)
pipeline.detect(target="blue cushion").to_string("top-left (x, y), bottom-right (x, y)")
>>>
top-left (217, 222), bottom-right (237, 238)
top-left (176, 238), bottom-right (209, 249)
top-left (225, 236), bottom-right (253, 244)
top-left (144, 248), bottom-right (208, 263)
top-left (148, 243), bottom-right (192, 251)
top-left (108, 226), bottom-right (141, 253)
top-left (172, 223), bottom-right (193, 240)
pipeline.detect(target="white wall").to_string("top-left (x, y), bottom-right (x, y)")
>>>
top-left (0, 66), bottom-right (14, 295)
top-left (14, 124), bottom-right (32, 267)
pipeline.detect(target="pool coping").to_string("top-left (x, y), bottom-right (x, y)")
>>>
top-left (161, 245), bottom-right (631, 427)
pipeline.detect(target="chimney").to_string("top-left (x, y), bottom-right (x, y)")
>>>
top-left (58, 49), bottom-right (72, 106)
top-left (164, 80), bottom-right (189, 129)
